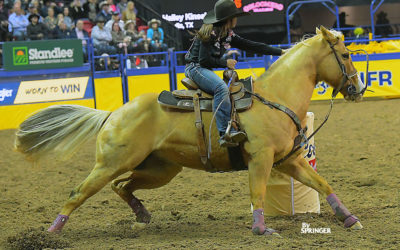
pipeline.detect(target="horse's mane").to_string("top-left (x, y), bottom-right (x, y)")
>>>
top-left (259, 29), bottom-right (343, 80)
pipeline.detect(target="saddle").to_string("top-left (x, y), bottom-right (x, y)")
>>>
top-left (157, 70), bottom-right (252, 172)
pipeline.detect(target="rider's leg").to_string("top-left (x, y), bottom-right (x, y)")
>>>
top-left (184, 65), bottom-right (246, 146)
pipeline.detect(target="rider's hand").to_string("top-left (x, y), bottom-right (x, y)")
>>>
top-left (227, 59), bottom-right (237, 69)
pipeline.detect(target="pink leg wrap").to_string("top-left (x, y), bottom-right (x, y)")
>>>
top-left (129, 196), bottom-right (151, 224)
top-left (326, 193), bottom-right (359, 228)
top-left (252, 209), bottom-right (266, 234)
top-left (48, 214), bottom-right (69, 233)
top-left (251, 209), bottom-right (278, 235)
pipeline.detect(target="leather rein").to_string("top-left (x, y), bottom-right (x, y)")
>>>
top-left (245, 39), bottom-right (369, 168)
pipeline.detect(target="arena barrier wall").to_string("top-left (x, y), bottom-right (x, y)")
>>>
top-left (124, 52), bottom-right (172, 101)
top-left (93, 76), bottom-right (124, 111)
top-left (264, 112), bottom-right (320, 216)
top-left (0, 74), bottom-right (95, 130)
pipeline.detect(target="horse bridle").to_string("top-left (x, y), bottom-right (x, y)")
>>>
top-left (328, 40), bottom-right (369, 99)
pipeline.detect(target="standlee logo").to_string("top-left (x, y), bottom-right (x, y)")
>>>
top-left (13, 47), bottom-right (28, 65)
top-left (12, 47), bottom-right (74, 65)
top-left (301, 222), bottom-right (331, 234)
top-left (29, 47), bottom-right (74, 60)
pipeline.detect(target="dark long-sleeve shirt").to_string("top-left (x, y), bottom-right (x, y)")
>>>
top-left (185, 30), bottom-right (282, 69)
top-left (27, 23), bottom-right (48, 40)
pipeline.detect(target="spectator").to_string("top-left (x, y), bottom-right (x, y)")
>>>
top-left (111, 21), bottom-right (130, 53)
top-left (25, 3), bottom-right (43, 23)
top-left (20, 0), bottom-right (29, 11)
top-left (376, 11), bottom-right (393, 38)
top-left (40, 0), bottom-right (58, 18)
top-left (91, 15), bottom-right (116, 55)
top-left (70, 0), bottom-right (86, 21)
top-left (62, 7), bottom-right (74, 29)
top-left (121, 1), bottom-right (135, 22)
top-left (117, 0), bottom-right (128, 13)
top-left (107, 0), bottom-right (119, 14)
top-left (43, 6), bottom-right (57, 38)
top-left (333, 12), bottom-right (353, 37)
top-left (105, 10), bottom-right (123, 31)
top-left (97, 1), bottom-right (111, 22)
top-left (71, 19), bottom-right (89, 57)
top-left (30, 0), bottom-right (41, 10)
top-left (0, 0), bottom-right (10, 41)
top-left (95, 53), bottom-right (120, 71)
top-left (83, 0), bottom-right (98, 22)
top-left (124, 19), bottom-right (147, 52)
top-left (8, 4), bottom-right (29, 40)
top-left (55, 19), bottom-right (72, 39)
top-left (147, 18), bottom-right (168, 52)
top-left (27, 13), bottom-right (47, 40)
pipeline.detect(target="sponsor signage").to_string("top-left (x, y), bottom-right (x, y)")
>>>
top-left (3, 39), bottom-right (83, 71)
top-left (160, 0), bottom-right (286, 30)
top-left (0, 83), bottom-right (18, 105)
top-left (13, 77), bottom-right (89, 104)
top-left (312, 56), bottom-right (400, 100)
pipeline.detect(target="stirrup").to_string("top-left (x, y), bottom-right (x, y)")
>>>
top-left (219, 136), bottom-right (239, 147)
top-left (230, 131), bottom-right (247, 143)
top-left (224, 121), bottom-right (247, 143)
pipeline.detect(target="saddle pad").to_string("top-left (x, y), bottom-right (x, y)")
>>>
top-left (158, 76), bottom-right (254, 112)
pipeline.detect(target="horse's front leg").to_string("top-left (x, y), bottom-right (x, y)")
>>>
top-left (276, 155), bottom-right (363, 230)
top-left (248, 148), bottom-right (280, 236)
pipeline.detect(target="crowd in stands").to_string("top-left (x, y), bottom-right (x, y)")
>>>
top-left (0, 0), bottom-right (169, 62)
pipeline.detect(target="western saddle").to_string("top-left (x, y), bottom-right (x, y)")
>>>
top-left (157, 70), bottom-right (253, 171)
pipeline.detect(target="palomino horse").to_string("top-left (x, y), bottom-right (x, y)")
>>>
top-left (15, 27), bottom-right (365, 236)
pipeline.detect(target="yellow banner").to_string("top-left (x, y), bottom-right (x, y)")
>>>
top-left (14, 76), bottom-right (89, 104)
top-left (311, 58), bottom-right (400, 100)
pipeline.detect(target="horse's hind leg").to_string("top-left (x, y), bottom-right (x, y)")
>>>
top-left (112, 156), bottom-right (182, 223)
top-left (48, 163), bottom-right (128, 232)
top-left (276, 156), bottom-right (363, 230)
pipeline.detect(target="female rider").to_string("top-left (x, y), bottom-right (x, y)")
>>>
top-left (185, 0), bottom-right (286, 147)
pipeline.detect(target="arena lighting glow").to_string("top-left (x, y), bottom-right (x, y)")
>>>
top-left (243, 1), bottom-right (284, 13)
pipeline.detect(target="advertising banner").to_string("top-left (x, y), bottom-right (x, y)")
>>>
top-left (2, 39), bottom-right (83, 71)
top-left (0, 77), bottom-right (90, 106)
top-left (312, 54), bottom-right (400, 100)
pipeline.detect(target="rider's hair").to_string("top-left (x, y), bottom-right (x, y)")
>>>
top-left (196, 20), bottom-right (231, 42)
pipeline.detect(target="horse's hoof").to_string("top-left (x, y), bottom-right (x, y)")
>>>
top-left (350, 221), bottom-right (363, 230)
top-left (252, 226), bottom-right (264, 235)
top-left (252, 226), bottom-right (280, 237)
top-left (131, 222), bottom-right (147, 231)
top-left (136, 210), bottom-right (151, 224)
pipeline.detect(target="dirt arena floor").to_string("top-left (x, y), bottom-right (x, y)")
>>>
top-left (1, 98), bottom-right (399, 249)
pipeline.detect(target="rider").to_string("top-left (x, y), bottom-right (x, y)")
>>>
top-left (185, 0), bottom-right (286, 147)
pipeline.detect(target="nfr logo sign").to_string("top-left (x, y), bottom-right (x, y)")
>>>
top-left (359, 71), bottom-right (392, 86)
top-left (315, 70), bottom-right (393, 95)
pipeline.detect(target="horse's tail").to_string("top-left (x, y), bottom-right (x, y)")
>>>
top-left (15, 105), bottom-right (111, 162)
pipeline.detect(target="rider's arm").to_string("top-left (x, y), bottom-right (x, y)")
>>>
top-left (231, 33), bottom-right (283, 56)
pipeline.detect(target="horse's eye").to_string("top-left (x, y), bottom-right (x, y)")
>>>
top-left (342, 53), bottom-right (350, 59)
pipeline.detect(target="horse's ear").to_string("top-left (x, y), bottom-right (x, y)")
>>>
top-left (316, 27), bottom-right (321, 35)
top-left (320, 25), bottom-right (336, 43)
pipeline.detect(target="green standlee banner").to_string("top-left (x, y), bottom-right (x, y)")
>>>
top-left (3, 39), bottom-right (83, 71)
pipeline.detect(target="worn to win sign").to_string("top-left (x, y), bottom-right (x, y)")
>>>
top-left (2, 39), bottom-right (83, 71)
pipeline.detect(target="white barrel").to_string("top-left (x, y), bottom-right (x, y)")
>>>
top-left (264, 112), bottom-right (320, 216)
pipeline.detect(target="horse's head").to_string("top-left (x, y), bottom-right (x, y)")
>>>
top-left (316, 26), bottom-right (365, 102)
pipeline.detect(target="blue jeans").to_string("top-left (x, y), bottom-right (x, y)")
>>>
top-left (185, 63), bottom-right (231, 134)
